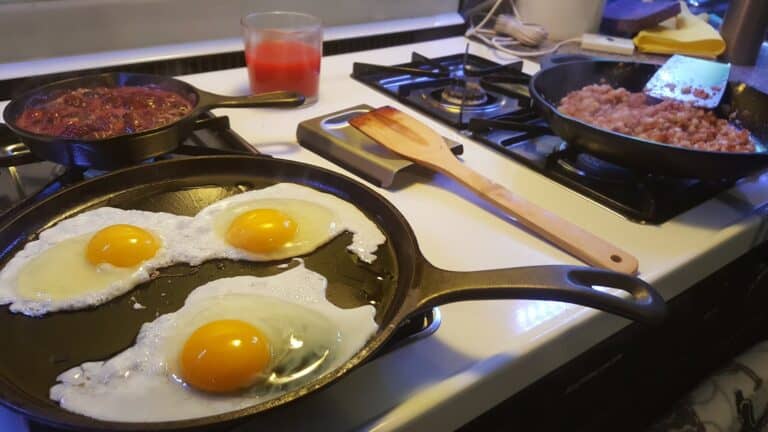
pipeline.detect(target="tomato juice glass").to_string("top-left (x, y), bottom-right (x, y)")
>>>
top-left (241, 11), bottom-right (322, 104)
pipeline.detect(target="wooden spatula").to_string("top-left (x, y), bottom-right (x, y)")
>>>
top-left (350, 106), bottom-right (639, 274)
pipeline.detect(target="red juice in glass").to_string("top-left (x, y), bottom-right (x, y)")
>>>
top-left (245, 40), bottom-right (321, 100)
top-left (241, 12), bottom-right (322, 104)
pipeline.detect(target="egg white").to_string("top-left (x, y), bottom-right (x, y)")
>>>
top-left (0, 208), bottom-right (196, 316)
top-left (49, 263), bottom-right (378, 422)
top-left (187, 183), bottom-right (386, 264)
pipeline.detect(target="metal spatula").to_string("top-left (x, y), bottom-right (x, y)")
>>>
top-left (644, 55), bottom-right (731, 109)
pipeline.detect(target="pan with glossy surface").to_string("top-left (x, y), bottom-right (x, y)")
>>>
top-left (530, 60), bottom-right (768, 179)
top-left (0, 155), bottom-right (666, 431)
top-left (1, 73), bottom-right (304, 169)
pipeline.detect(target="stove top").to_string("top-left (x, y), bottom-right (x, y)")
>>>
top-left (351, 52), bottom-right (734, 224)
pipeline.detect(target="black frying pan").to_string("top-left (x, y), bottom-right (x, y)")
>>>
top-left (0, 155), bottom-right (666, 431)
top-left (530, 60), bottom-right (768, 180)
top-left (1, 73), bottom-right (304, 169)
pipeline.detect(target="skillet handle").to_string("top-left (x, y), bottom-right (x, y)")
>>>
top-left (197, 90), bottom-right (305, 109)
top-left (409, 264), bottom-right (667, 325)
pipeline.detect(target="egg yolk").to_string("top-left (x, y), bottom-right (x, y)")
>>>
top-left (85, 224), bottom-right (160, 267)
top-left (180, 319), bottom-right (271, 393)
top-left (226, 209), bottom-right (297, 253)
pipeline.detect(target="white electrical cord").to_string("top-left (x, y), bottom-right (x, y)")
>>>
top-left (465, 0), bottom-right (581, 57)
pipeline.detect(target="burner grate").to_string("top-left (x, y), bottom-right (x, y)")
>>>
top-left (352, 52), bottom-right (526, 129)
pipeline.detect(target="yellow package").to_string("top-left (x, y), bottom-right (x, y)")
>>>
top-left (633, 1), bottom-right (725, 58)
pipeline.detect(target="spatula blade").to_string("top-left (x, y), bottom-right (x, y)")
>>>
top-left (644, 55), bottom-right (730, 109)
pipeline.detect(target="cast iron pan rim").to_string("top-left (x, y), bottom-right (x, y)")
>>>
top-left (2, 72), bottom-right (205, 145)
top-left (530, 60), bottom-right (766, 158)
top-left (0, 154), bottom-right (421, 431)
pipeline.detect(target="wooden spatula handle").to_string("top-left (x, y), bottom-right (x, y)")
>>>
top-left (442, 158), bottom-right (639, 274)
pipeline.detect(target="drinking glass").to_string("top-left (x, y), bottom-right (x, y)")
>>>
top-left (241, 11), bottom-right (322, 104)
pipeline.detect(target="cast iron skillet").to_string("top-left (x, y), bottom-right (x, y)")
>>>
top-left (0, 155), bottom-right (666, 431)
top-left (1, 73), bottom-right (304, 169)
top-left (530, 60), bottom-right (768, 180)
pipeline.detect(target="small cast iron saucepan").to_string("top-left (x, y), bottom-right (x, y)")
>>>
top-left (1, 72), bottom-right (304, 169)
top-left (0, 155), bottom-right (666, 431)
top-left (530, 59), bottom-right (768, 180)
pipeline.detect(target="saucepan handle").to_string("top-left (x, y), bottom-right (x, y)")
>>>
top-left (409, 263), bottom-right (667, 325)
top-left (196, 90), bottom-right (305, 110)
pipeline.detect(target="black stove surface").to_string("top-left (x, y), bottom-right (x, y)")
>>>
top-left (351, 52), bottom-right (733, 224)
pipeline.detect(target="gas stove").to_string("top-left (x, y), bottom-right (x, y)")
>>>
top-left (351, 52), bottom-right (733, 224)
top-left (3, 35), bottom-right (768, 432)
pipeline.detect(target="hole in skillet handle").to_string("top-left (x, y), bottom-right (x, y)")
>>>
top-left (566, 267), bottom-right (666, 325)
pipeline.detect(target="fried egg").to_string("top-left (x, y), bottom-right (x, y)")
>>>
top-left (186, 183), bottom-right (386, 264)
top-left (0, 208), bottom-right (195, 316)
top-left (50, 264), bottom-right (378, 422)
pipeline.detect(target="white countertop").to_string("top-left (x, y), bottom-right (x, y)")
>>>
top-left (3, 35), bottom-right (768, 432)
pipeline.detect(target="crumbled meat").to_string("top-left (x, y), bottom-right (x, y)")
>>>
top-left (16, 86), bottom-right (193, 139)
top-left (681, 86), bottom-right (692, 95)
top-left (693, 88), bottom-right (711, 99)
top-left (557, 84), bottom-right (753, 153)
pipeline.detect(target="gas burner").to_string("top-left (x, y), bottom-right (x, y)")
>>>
top-left (425, 88), bottom-right (503, 114)
top-left (352, 52), bottom-right (525, 128)
top-left (440, 79), bottom-right (488, 106)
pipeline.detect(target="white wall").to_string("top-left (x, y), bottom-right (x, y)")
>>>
top-left (0, 0), bottom-right (458, 63)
